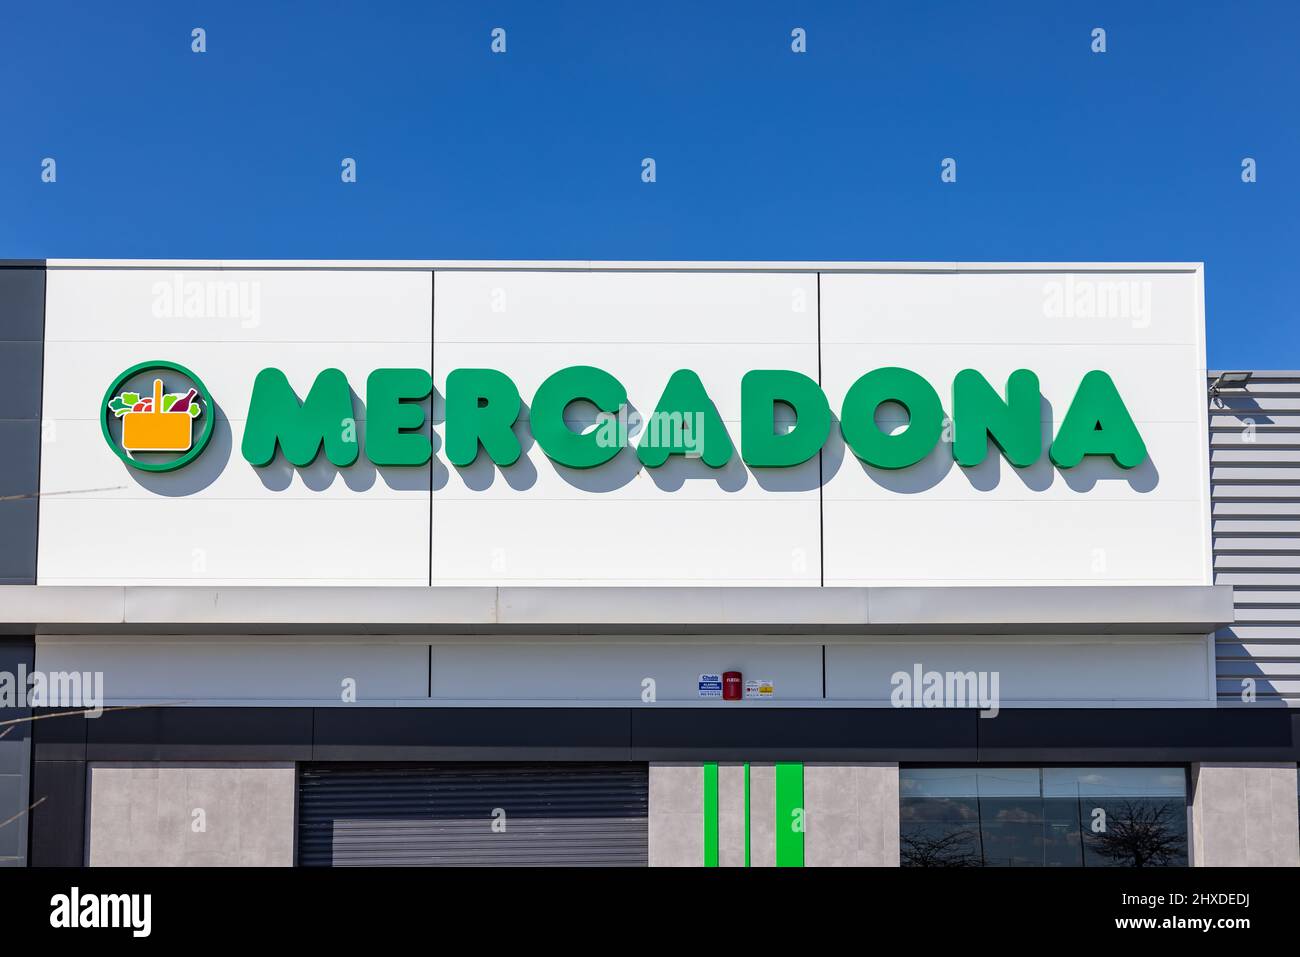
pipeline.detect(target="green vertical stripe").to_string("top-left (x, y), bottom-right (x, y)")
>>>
top-left (774, 762), bottom-right (805, 867)
top-left (703, 762), bottom-right (719, 867)
top-left (744, 762), bottom-right (751, 868)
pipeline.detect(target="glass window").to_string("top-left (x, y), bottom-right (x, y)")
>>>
top-left (901, 767), bottom-right (1188, 867)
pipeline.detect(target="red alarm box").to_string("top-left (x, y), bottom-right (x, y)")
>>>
top-left (723, 671), bottom-right (743, 700)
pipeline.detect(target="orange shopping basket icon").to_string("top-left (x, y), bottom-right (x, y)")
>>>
top-left (122, 378), bottom-right (194, 452)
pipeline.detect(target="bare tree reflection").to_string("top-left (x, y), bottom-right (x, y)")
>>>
top-left (1090, 801), bottom-right (1185, 867)
top-left (901, 829), bottom-right (982, 867)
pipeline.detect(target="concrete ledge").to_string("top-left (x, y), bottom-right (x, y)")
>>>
top-left (867, 585), bottom-right (1235, 632)
top-left (0, 584), bottom-right (1233, 635)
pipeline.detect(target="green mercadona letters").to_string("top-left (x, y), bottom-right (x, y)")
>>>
top-left (238, 366), bottom-right (1147, 471)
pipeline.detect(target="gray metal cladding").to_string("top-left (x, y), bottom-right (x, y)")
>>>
top-left (1210, 372), bottom-right (1300, 705)
top-left (297, 763), bottom-right (649, 866)
top-left (0, 266), bottom-right (44, 585)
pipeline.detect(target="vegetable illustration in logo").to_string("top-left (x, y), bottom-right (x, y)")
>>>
top-left (109, 379), bottom-right (201, 452)
top-left (101, 361), bottom-right (214, 472)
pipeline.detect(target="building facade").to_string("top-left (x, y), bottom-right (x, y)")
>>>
top-left (0, 260), bottom-right (1296, 867)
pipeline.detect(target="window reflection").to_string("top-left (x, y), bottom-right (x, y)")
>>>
top-left (900, 767), bottom-right (1188, 867)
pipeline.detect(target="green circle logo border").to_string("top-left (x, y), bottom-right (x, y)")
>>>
top-left (100, 360), bottom-right (215, 473)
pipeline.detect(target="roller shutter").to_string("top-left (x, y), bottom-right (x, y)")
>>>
top-left (298, 763), bottom-right (648, 866)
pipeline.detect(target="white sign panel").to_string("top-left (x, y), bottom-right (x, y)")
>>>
top-left (37, 262), bottom-right (1210, 589)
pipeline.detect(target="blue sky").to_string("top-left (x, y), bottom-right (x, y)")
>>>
top-left (1, 1), bottom-right (1295, 367)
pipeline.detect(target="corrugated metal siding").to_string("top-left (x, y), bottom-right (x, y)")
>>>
top-left (1210, 372), bottom-right (1300, 706)
top-left (298, 763), bottom-right (649, 866)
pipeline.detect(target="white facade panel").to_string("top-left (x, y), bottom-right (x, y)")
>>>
top-left (429, 639), bottom-right (823, 702)
top-left (825, 635), bottom-right (1214, 706)
top-left (430, 269), bottom-right (822, 586)
top-left (819, 270), bottom-right (1210, 587)
top-left (38, 268), bottom-right (433, 586)
top-left (33, 633), bottom-right (1214, 708)
top-left (430, 500), bottom-right (820, 586)
top-left (36, 636), bottom-right (431, 703)
top-left (823, 499), bottom-right (1208, 586)
top-left (37, 500), bottom-right (429, 586)
top-left (820, 271), bottom-right (1200, 347)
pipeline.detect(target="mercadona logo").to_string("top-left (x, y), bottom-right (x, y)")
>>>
top-left (100, 360), bottom-right (214, 472)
